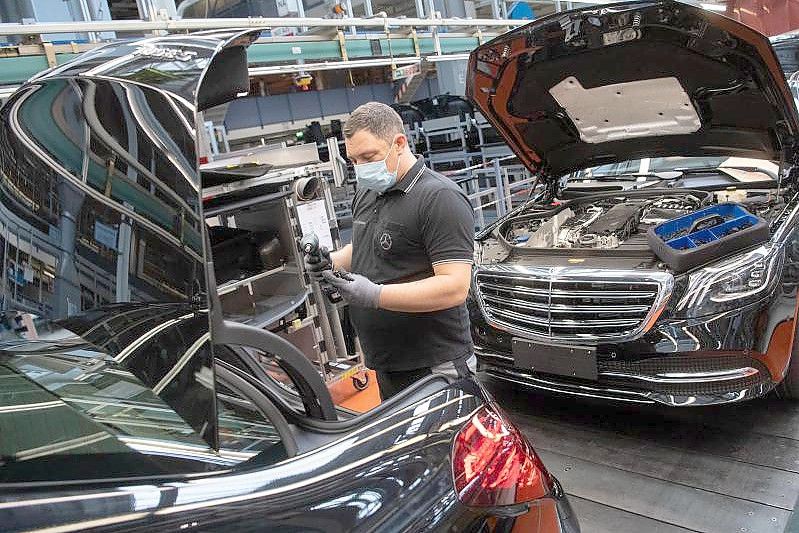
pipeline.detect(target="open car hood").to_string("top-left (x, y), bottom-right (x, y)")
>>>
top-left (466, 0), bottom-right (799, 179)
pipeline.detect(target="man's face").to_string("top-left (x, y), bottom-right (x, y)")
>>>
top-left (345, 129), bottom-right (398, 166)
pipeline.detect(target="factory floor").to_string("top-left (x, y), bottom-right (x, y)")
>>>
top-left (485, 377), bottom-right (799, 533)
top-left (322, 366), bottom-right (799, 531)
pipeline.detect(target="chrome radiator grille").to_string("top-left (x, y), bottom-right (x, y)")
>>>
top-left (475, 267), bottom-right (671, 342)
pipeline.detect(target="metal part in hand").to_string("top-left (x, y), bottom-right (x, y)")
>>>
top-left (321, 270), bottom-right (382, 309)
top-left (301, 232), bottom-right (340, 303)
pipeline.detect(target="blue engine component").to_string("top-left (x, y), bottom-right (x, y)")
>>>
top-left (648, 203), bottom-right (770, 273)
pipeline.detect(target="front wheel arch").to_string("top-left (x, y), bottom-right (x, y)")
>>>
top-left (776, 317), bottom-right (799, 399)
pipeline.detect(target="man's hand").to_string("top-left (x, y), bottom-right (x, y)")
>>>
top-left (304, 246), bottom-right (332, 282)
top-left (321, 270), bottom-right (382, 309)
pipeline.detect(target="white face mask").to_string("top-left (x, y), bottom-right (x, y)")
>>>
top-left (354, 142), bottom-right (397, 193)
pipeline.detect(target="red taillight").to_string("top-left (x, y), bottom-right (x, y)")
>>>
top-left (199, 156), bottom-right (209, 165)
top-left (452, 404), bottom-right (551, 507)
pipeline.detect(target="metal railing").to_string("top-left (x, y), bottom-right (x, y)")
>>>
top-left (444, 156), bottom-right (535, 230)
top-left (0, 15), bottom-right (520, 91)
top-left (0, 16), bottom-right (524, 36)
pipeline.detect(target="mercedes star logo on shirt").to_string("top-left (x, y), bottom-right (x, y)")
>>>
top-left (379, 232), bottom-right (392, 251)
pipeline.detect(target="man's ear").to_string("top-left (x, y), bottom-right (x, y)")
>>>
top-left (395, 133), bottom-right (408, 151)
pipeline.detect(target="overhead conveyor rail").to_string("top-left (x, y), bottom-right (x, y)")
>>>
top-left (0, 16), bottom-right (522, 35)
top-left (0, 16), bottom-right (524, 90)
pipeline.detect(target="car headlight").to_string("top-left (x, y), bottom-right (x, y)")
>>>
top-left (674, 244), bottom-right (784, 317)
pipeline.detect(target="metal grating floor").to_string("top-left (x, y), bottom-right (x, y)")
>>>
top-left (483, 376), bottom-right (799, 533)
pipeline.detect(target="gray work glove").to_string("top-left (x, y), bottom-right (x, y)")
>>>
top-left (304, 246), bottom-right (332, 283)
top-left (321, 270), bottom-right (382, 309)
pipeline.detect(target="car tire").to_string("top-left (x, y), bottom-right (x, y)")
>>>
top-left (777, 321), bottom-right (799, 399)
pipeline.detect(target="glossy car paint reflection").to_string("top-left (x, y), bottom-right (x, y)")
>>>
top-left (2, 382), bottom-right (577, 532)
top-left (0, 32), bottom-right (225, 443)
top-left (0, 337), bottom-right (224, 483)
top-left (0, 305), bottom-right (290, 480)
top-left (0, 30), bottom-right (578, 533)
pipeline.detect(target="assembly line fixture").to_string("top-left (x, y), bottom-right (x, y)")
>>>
top-left (0, 16), bottom-right (522, 91)
top-left (202, 141), bottom-right (367, 390)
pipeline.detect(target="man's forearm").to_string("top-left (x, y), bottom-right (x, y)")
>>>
top-left (378, 275), bottom-right (469, 313)
top-left (330, 244), bottom-right (353, 271)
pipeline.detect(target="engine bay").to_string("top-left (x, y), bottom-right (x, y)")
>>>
top-left (500, 189), bottom-right (785, 251)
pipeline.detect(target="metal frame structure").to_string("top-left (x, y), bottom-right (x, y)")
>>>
top-left (453, 160), bottom-right (536, 229)
top-left (0, 16), bottom-right (522, 34)
top-left (419, 115), bottom-right (479, 171)
top-left (204, 142), bottom-right (367, 390)
top-left (0, 0), bottom-right (730, 91)
top-left (0, 11), bottom-right (541, 240)
top-left (0, 16), bottom-right (522, 90)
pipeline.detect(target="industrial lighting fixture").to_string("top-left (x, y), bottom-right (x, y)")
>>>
top-left (425, 53), bottom-right (472, 63)
top-left (249, 57), bottom-right (420, 76)
top-left (5, 54), bottom-right (455, 94)
top-left (700, 3), bottom-right (727, 11)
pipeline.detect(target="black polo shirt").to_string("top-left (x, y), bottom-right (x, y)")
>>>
top-left (349, 157), bottom-right (475, 371)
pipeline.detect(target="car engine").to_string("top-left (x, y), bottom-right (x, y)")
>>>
top-left (506, 194), bottom-right (712, 249)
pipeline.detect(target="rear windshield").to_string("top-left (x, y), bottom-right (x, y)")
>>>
top-left (0, 346), bottom-right (224, 483)
top-left (0, 313), bottom-right (285, 484)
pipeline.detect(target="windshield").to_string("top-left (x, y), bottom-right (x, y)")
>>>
top-left (789, 72), bottom-right (799, 109)
top-left (568, 156), bottom-right (778, 179)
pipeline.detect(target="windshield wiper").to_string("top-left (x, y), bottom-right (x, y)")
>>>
top-left (674, 166), bottom-right (763, 173)
top-left (588, 175), bottom-right (641, 181)
top-left (578, 171), bottom-right (683, 182)
top-left (673, 165), bottom-right (778, 180)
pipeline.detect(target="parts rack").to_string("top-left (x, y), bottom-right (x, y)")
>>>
top-left (201, 141), bottom-right (367, 391)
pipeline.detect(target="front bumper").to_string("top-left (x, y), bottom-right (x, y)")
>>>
top-left (476, 345), bottom-right (775, 407)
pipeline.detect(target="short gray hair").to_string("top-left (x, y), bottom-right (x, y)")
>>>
top-left (343, 102), bottom-right (404, 143)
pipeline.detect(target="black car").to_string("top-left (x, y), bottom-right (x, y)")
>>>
top-left (0, 30), bottom-right (578, 532)
top-left (466, 0), bottom-right (799, 406)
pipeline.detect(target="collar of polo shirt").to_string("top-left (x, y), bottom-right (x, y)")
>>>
top-left (383, 156), bottom-right (426, 195)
